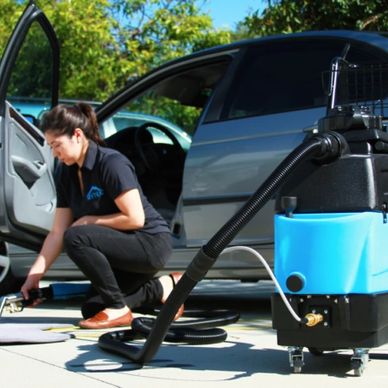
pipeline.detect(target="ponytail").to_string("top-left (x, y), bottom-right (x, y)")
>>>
top-left (75, 102), bottom-right (105, 145)
top-left (41, 102), bottom-right (105, 146)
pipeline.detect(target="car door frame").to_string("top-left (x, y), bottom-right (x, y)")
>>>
top-left (0, 1), bottom-right (60, 250)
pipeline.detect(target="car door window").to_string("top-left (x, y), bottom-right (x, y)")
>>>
top-left (103, 67), bottom-right (218, 139)
top-left (7, 20), bottom-right (56, 125)
top-left (100, 61), bottom-right (231, 162)
top-left (8, 21), bottom-right (53, 100)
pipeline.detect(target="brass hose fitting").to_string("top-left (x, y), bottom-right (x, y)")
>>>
top-left (303, 313), bottom-right (324, 327)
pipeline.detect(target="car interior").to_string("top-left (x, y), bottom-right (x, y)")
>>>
top-left (105, 122), bottom-right (186, 223)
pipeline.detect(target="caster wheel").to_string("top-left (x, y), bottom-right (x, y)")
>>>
top-left (288, 346), bottom-right (304, 374)
top-left (354, 368), bottom-right (363, 377)
top-left (292, 357), bottom-right (303, 373)
top-left (351, 359), bottom-right (364, 376)
top-left (351, 348), bottom-right (369, 376)
top-left (293, 364), bottom-right (302, 373)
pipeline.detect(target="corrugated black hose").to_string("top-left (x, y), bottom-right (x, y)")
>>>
top-left (98, 131), bottom-right (347, 365)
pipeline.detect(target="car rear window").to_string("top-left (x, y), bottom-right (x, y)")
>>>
top-left (219, 38), bottom-right (388, 120)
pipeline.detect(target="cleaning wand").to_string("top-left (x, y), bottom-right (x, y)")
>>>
top-left (0, 283), bottom-right (90, 319)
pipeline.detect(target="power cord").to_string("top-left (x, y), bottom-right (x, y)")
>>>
top-left (221, 246), bottom-right (303, 323)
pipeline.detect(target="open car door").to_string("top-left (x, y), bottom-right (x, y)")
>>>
top-left (0, 2), bottom-right (59, 251)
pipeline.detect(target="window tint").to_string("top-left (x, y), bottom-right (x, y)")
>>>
top-left (7, 20), bottom-right (53, 111)
top-left (221, 39), bottom-right (387, 120)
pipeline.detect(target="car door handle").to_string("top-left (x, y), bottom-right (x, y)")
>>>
top-left (11, 156), bottom-right (48, 186)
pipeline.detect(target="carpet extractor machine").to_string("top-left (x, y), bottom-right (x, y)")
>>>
top-left (272, 59), bottom-right (388, 375)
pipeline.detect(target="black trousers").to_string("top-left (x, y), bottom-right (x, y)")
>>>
top-left (63, 225), bottom-right (172, 318)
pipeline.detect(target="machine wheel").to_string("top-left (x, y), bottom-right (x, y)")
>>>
top-left (308, 347), bottom-right (324, 356)
top-left (293, 360), bottom-right (303, 374)
top-left (354, 368), bottom-right (363, 377)
top-left (288, 347), bottom-right (304, 374)
top-left (351, 359), bottom-right (364, 377)
top-left (350, 348), bottom-right (369, 377)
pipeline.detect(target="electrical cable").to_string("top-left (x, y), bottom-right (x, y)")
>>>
top-left (222, 246), bottom-right (302, 323)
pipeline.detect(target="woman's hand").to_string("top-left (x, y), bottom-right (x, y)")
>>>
top-left (19, 208), bottom-right (73, 306)
top-left (20, 273), bottom-right (42, 306)
top-left (71, 215), bottom-right (95, 227)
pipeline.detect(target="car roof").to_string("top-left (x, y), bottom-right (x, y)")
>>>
top-left (131, 30), bottom-right (388, 76)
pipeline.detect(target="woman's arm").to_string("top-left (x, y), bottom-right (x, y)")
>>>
top-left (21, 207), bottom-right (73, 299)
top-left (71, 188), bottom-right (145, 231)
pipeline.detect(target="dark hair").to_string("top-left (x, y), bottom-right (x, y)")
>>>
top-left (40, 103), bottom-right (105, 145)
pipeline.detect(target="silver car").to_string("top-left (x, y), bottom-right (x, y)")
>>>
top-left (1, 2), bottom-right (388, 293)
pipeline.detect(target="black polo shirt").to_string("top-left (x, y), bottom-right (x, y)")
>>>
top-left (55, 141), bottom-right (170, 235)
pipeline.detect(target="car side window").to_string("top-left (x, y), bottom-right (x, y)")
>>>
top-left (220, 39), bottom-right (387, 120)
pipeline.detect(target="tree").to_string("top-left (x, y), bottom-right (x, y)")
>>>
top-left (107, 0), bottom-right (231, 78)
top-left (0, 1), bottom-right (25, 55)
top-left (0, 0), bottom-right (121, 100)
top-left (240, 0), bottom-right (388, 37)
top-left (0, 0), bottom-right (231, 101)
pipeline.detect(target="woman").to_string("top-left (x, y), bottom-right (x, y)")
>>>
top-left (20, 103), bottom-right (182, 329)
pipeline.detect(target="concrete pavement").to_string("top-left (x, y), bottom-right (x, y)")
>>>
top-left (1, 280), bottom-right (388, 387)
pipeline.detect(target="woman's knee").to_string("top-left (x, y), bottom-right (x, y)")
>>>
top-left (63, 225), bottom-right (91, 254)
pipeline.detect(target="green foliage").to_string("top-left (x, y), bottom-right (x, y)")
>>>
top-left (37, 0), bottom-right (122, 100)
top-left (241, 0), bottom-right (388, 37)
top-left (0, 0), bottom-right (121, 101)
top-left (105, 0), bottom-right (231, 132)
top-left (109, 0), bottom-right (231, 77)
top-left (0, 1), bottom-right (24, 58)
top-left (0, 0), bottom-right (231, 102)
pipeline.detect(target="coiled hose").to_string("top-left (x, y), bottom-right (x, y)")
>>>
top-left (98, 131), bottom-right (346, 365)
top-left (116, 309), bottom-right (240, 345)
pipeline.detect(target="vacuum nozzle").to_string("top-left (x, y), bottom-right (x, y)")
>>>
top-left (303, 313), bottom-right (324, 327)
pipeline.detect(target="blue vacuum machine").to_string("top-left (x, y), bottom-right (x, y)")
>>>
top-left (272, 59), bottom-right (388, 375)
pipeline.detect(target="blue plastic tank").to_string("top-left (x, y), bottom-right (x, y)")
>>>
top-left (274, 212), bottom-right (388, 294)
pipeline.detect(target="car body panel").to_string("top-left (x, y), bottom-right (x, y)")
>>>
top-left (181, 109), bottom-right (323, 247)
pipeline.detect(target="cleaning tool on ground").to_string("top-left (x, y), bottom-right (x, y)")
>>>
top-left (0, 282), bottom-right (91, 319)
top-left (0, 323), bottom-right (74, 344)
top-left (0, 283), bottom-right (91, 344)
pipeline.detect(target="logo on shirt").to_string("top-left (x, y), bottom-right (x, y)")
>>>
top-left (86, 185), bottom-right (104, 201)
